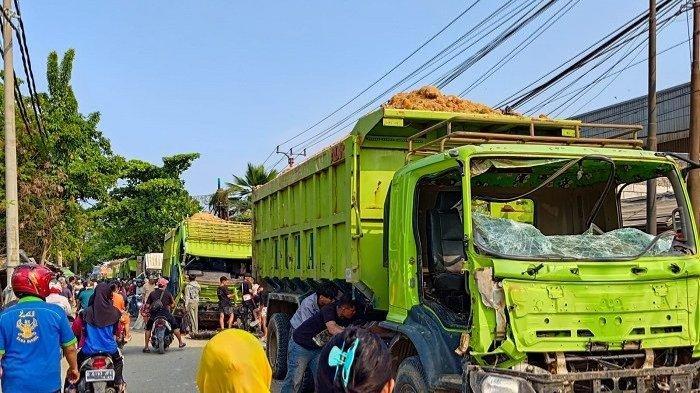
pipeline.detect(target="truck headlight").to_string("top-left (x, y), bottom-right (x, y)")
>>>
top-left (482, 375), bottom-right (520, 393)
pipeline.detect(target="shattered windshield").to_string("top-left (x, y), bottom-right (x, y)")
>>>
top-left (473, 213), bottom-right (674, 260)
top-left (469, 156), bottom-right (689, 261)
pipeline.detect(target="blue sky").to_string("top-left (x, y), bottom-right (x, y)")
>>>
top-left (20, 1), bottom-right (692, 196)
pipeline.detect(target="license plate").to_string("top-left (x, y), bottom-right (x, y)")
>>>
top-left (85, 369), bottom-right (115, 382)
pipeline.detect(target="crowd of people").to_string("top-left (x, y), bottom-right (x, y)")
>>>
top-left (0, 265), bottom-right (192, 393)
top-left (0, 264), bottom-right (395, 393)
top-left (197, 283), bottom-right (395, 393)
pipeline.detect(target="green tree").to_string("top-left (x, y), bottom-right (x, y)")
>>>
top-left (0, 49), bottom-right (123, 265)
top-left (228, 163), bottom-right (278, 200)
top-left (86, 154), bottom-right (201, 264)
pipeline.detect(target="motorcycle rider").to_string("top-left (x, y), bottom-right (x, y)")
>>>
top-left (69, 282), bottom-right (125, 391)
top-left (0, 264), bottom-right (79, 392)
top-left (143, 278), bottom-right (185, 352)
top-left (46, 281), bottom-right (73, 317)
top-left (111, 282), bottom-right (131, 342)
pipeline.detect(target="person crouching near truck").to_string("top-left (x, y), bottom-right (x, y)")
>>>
top-left (280, 297), bottom-right (358, 393)
top-left (217, 276), bottom-right (235, 330)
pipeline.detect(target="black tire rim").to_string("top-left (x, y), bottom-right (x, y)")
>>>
top-left (399, 383), bottom-right (419, 393)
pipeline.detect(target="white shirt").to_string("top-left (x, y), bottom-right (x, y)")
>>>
top-left (289, 293), bottom-right (319, 329)
top-left (46, 293), bottom-right (72, 316)
top-left (185, 281), bottom-right (201, 306)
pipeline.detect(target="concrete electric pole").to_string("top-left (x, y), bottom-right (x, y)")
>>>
top-left (3, 0), bottom-right (19, 295)
top-left (646, 0), bottom-right (658, 235)
top-left (689, 0), bottom-right (700, 226)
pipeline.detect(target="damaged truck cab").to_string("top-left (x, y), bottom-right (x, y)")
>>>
top-left (254, 108), bottom-right (700, 392)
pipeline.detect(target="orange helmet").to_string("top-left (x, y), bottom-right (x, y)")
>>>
top-left (12, 264), bottom-right (54, 299)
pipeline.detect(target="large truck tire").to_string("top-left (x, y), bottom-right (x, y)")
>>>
top-left (395, 356), bottom-right (429, 393)
top-left (267, 313), bottom-right (291, 380)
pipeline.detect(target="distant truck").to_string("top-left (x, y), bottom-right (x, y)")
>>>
top-left (162, 213), bottom-right (252, 328)
top-left (253, 106), bottom-right (700, 392)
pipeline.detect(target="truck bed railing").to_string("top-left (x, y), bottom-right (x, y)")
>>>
top-left (187, 220), bottom-right (252, 244)
top-left (406, 116), bottom-right (644, 158)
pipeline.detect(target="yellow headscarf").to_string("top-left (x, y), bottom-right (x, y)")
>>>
top-left (196, 329), bottom-right (272, 393)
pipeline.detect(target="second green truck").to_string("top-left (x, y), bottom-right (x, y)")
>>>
top-left (162, 213), bottom-right (252, 328)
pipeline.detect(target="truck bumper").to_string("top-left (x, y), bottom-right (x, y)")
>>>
top-left (467, 362), bottom-right (700, 392)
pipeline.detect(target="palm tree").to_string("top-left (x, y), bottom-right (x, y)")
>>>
top-left (228, 163), bottom-right (278, 201)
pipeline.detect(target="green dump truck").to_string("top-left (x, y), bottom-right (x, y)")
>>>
top-left (162, 213), bottom-right (252, 327)
top-left (253, 107), bottom-right (700, 392)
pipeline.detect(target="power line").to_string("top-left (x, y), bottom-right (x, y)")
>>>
top-left (502, 0), bottom-right (677, 110)
top-left (459, 0), bottom-right (581, 96)
top-left (434, 0), bottom-right (558, 89)
top-left (0, 36), bottom-right (32, 134)
top-left (495, 3), bottom-right (666, 108)
top-left (542, 1), bottom-right (685, 117)
top-left (521, 37), bottom-right (689, 116)
top-left (292, 0), bottom-right (541, 152)
top-left (13, 0), bottom-right (41, 120)
top-left (0, 0), bottom-right (45, 137)
top-left (272, 0), bottom-right (482, 151)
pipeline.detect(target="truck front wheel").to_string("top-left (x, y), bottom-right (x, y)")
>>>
top-left (267, 313), bottom-right (291, 380)
top-left (395, 356), bottom-right (429, 393)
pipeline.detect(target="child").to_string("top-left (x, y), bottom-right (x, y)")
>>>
top-left (217, 276), bottom-right (234, 330)
top-left (316, 326), bottom-right (394, 393)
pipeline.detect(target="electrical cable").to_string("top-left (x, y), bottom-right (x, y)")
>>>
top-left (272, 0), bottom-right (483, 152)
top-left (498, 0), bottom-right (676, 109)
top-left (459, 0), bottom-right (581, 96)
top-left (292, 0), bottom-right (540, 152)
top-left (435, 0), bottom-right (558, 89)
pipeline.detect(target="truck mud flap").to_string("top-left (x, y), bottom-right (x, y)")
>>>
top-left (467, 362), bottom-right (700, 392)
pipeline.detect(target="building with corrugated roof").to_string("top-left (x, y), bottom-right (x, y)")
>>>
top-left (574, 82), bottom-right (690, 153)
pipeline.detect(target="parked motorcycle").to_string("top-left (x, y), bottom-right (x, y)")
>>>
top-left (237, 301), bottom-right (260, 335)
top-left (150, 316), bottom-right (173, 354)
top-left (65, 354), bottom-right (121, 393)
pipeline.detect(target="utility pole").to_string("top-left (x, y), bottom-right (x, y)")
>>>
top-left (275, 146), bottom-right (307, 168)
top-left (646, 0), bottom-right (658, 235)
top-left (689, 0), bottom-right (700, 226)
top-left (2, 0), bottom-right (18, 301)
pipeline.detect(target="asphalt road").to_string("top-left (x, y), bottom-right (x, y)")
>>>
top-left (0, 328), bottom-right (282, 392)
top-left (120, 330), bottom-right (206, 392)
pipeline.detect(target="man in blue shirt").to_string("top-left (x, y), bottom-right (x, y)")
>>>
top-left (0, 264), bottom-right (79, 392)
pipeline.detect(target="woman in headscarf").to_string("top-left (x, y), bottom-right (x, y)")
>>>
top-left (69, 282), bottom-right (126, 391)
top-left (196, 329), bottom-right (272, 393)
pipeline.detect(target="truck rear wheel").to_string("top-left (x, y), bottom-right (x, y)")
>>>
top-left (395, 356), bottom-right (429, 393)
top-left (267, 313), bottom-right (291, 380)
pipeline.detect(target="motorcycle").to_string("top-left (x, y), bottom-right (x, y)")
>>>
top-left (237, 300), bottom-right (261, 335)
top-left (150, 316), bottom-right (173, 354)
top-left (127, 294), bottom-right (142, 318)
top-left (65, 354), bottom-right (121, 393)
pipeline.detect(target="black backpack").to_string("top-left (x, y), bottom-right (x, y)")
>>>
top-left (151, 289), bottom-right (166, 311)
